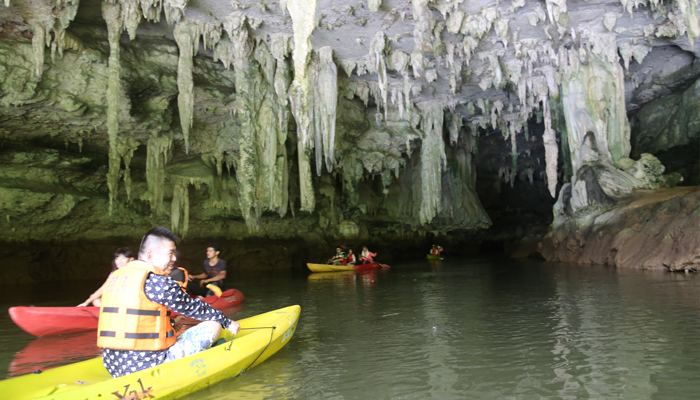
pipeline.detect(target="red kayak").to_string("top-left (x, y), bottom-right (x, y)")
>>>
top-left (7, 302), bottom-right (245, 376)
top-left (9, 289), bottom-right (245, 337)
top-left (354, 262), bottom-right (389, 270)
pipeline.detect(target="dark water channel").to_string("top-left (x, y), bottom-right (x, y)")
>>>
top-left (0, 256), bottom-right (698, 399)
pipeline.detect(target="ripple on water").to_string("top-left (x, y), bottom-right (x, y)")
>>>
top-left (0, 257), bottom-right (698, 399)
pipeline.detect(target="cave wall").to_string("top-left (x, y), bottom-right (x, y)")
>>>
top-left (1, 1), bottom-right (699, 280)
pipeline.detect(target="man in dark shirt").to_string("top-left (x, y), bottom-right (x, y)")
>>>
top-left (328, 246), bottom-right (346, 265)
top-left (190, 242), bottom-right (227, 296)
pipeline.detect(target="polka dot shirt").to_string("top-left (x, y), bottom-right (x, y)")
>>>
top-left (102, 274), bottom-right (230, 378)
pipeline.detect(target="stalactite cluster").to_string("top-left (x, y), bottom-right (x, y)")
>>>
top-left (1, 0), bottom-right (698, 244)
top-left (144, 133), bottom-right (172, 214)
top-left (285, 0), bottom-right (318, 214)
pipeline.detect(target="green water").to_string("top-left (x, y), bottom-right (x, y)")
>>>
top-left (1, 256), bottom-right (698, 399)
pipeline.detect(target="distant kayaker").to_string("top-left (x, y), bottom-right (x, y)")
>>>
top-left (97, 227), bottom-right (240, 378)
top-left (346, 249), bottom-right (357, 265)
top-left (77, 248), bottom-right (133, 307)
top-left (360, 246), bottom-right (377, 264)
top-left (328, 246), bottom-right (346, 265)
top-left (430, 245), bottom-right (443, 256)
top-left (189, 242), bottom-right (227, 297)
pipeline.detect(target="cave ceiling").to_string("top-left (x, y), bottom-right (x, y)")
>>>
top-left (0, 0), bottom-right (698, 243)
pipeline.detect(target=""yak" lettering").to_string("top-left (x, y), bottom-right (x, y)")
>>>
top-left (110, 378), bottom-right (154, 400)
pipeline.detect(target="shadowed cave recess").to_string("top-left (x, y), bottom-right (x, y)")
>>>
top-left (0, 0), bottom-right (698, 284)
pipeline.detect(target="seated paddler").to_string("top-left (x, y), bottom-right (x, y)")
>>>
top-left (97, 227), bottom-right (240, 378)
top-left (328, 246), bottom-right (346, 265)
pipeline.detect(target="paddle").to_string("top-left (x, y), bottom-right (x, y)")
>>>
top-left (179, 284), bottom-right (224, 329)
top-left (205, 284), bottom-right (223, 297)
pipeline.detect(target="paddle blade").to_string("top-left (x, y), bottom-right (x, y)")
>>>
top-left (206, 284), bottom-right (223, 297)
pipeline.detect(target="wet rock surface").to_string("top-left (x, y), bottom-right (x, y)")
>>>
top-left (541, 186), bottom-right (700, 270)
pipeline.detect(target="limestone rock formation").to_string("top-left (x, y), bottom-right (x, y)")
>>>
top-left (0, 0), bottom-right (698, 277)
top-left (542, 187), bottom-right (700, 271)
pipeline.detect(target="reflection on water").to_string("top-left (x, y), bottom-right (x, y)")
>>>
top-left (8, 330), bottom-right (100, 376)
top-left (1, 256), bottom-right (698, 399)
top-left (307, 270), bottom-right (384, 288)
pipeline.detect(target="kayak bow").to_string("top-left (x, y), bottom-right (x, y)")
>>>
top-left (0, 305), bottom-right (300, 400)
top-left (306, 262), bottom-right (388, 273)
top-left (9, 289), bottom-right (245, 337)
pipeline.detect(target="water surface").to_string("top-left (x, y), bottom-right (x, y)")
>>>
top-left (1, 256), bottom-right (698, 399)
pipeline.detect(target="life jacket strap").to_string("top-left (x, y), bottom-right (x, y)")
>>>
top-left (99, 330), bottom-right (175, 339)
top-left (102, 307), bottom-right (171, 316)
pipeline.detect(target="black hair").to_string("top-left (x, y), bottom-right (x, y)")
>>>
top-left (208, 242), bottom-right (222, 253)
top-left (112, 247), bottom-right (133, 271)
top-left (139, 227), bottom-right (178, 259)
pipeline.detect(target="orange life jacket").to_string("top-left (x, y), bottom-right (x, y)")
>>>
top-left (430, 248), bottom-right (441, 255)
top-left (97, 260), bottom-right (176, 351)
top-left (361, 251), bottom-right (375, 262)
top-left (173, 267), bottom-right (189, 292)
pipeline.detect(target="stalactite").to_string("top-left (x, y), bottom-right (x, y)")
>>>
top-left (313, 46), bottom-right (338, 174)
top-left (417, 102), bottom-right (446, 225)
top-left (561, 52), bottom-right (631, 174)
top-left (26, 1), bottom-right (80, 79)
top-left (412, 0), bottom-right (433, 54)
top-left (232, 14), bottom-right (267, 232)
top-left (618, 42), bottom-right (651, 71)
top-left (368, 32), bottom-right (389, 120)
top-left (173, 20), bottom-right (197, 154)
top-left (171, 179), bottom-right (189, 239)
top-left (509, 123), bottom-right (518, 184)
top-left (286, 0), bottom-right (317, 212)
top-left (254, 41), bottom-right (282, 210)
top-left (541, 96), bottom-right (558, 197)
top-left (452, 135), bottom-right (492, 228)
top-left (117, 136), bottom-right (139, 201)
top-left (544, 0), bottom-right (567, 26)
top-left (446, 43), bottom-right (463, 95)
top-left (218, 14), bottom-right (291, 231)
top-left (271, 34), bottom-right (292, 217)
top-left (676, 0), bottom-right (700, 44)
top-left (368, 0), bottom-right (382, 12)
top-left (100, 0), bottom-right (195, 212)
top-left (28, 21), bottom-right (46, 79)
top-left (163, 0), bottom-right (187, 25)
top-left (51, 3), bottom-right (80, 60)
top-left (145, 133), bottom-right (173, 214)
top-left (272, 143), bottom-right (290, 217)
top-left (226, 13), bottom-right (260, 231)
top-left (102, 2), bottom-right (124, 213)
top-left (448, 109), bottom-right (462, 145)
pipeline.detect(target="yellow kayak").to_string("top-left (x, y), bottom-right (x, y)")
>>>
top-left (307, 263), bottom-right (355, 272)
top-left (0, 305), bottom-right (301, 400)
top-left (307, 263), bottom-right (383, 273)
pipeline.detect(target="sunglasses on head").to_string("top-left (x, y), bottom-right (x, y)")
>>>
top-left (139, 235), bottom-right (146, 254)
